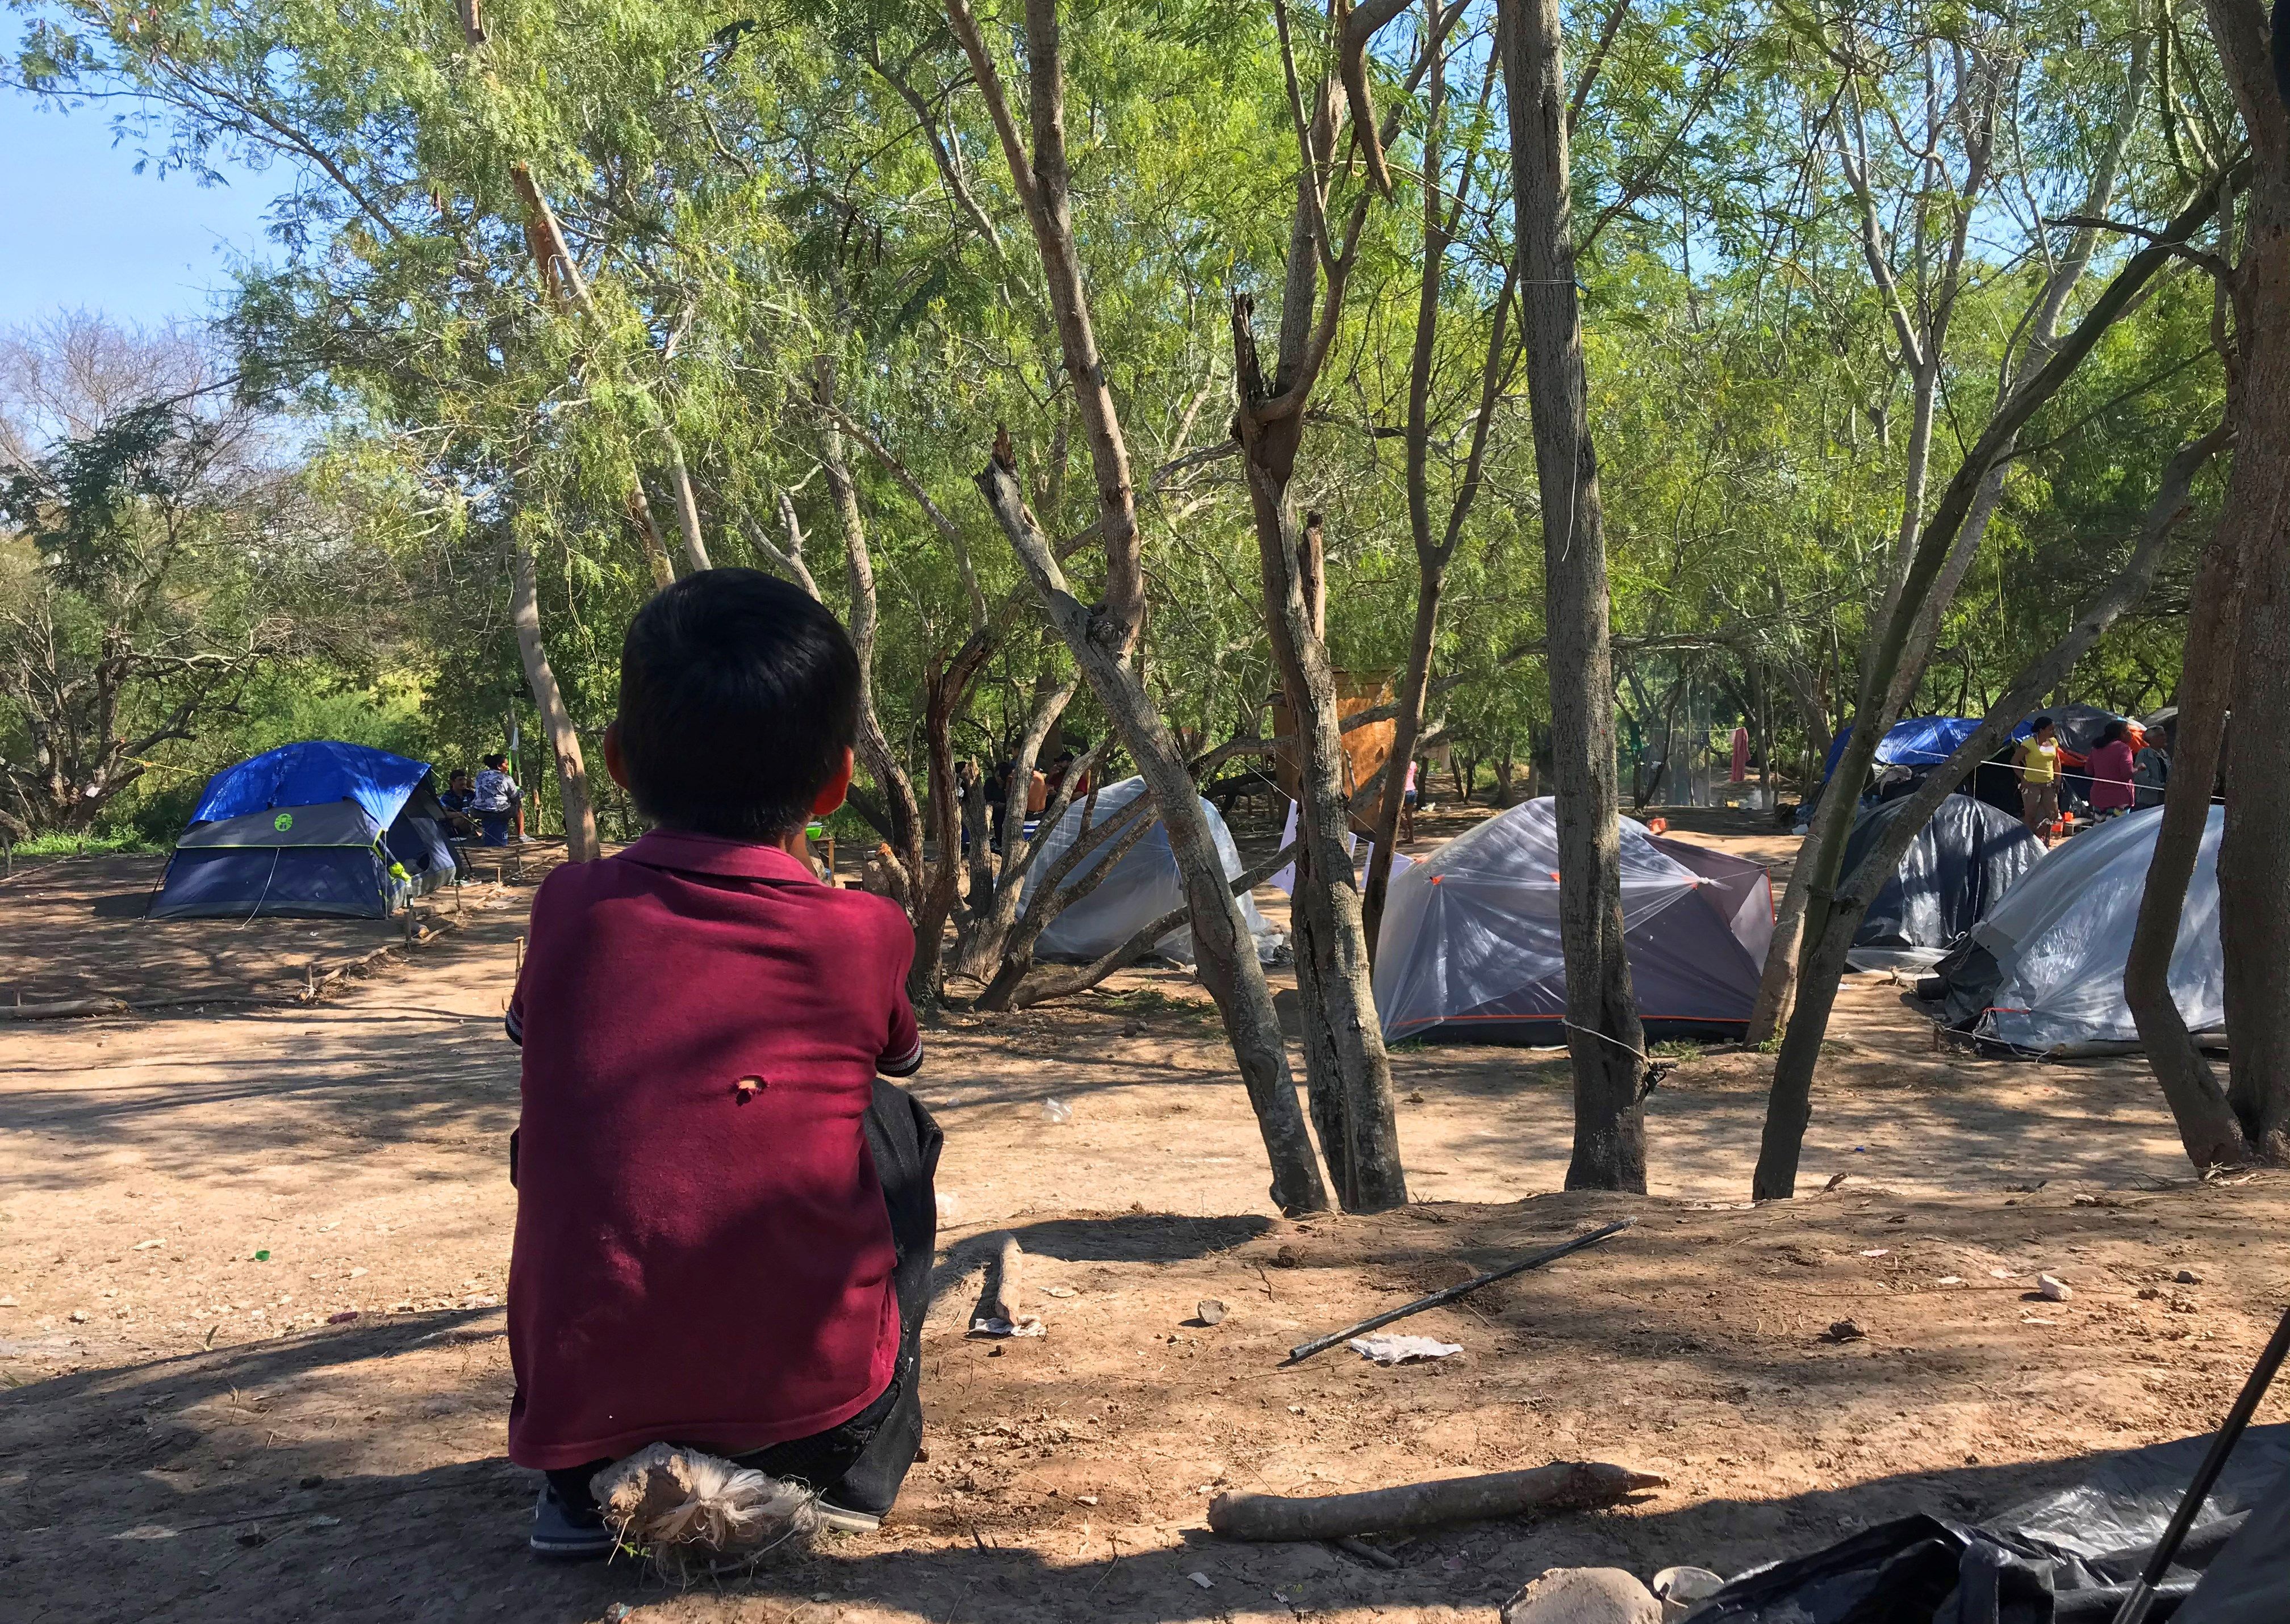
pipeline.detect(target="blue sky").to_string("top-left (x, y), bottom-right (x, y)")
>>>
top-left (2, 88), bottom-right (283, 332)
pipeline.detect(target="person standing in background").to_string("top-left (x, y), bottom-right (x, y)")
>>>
top-left (2016, 717), bottom-right (2063, 842)
top-left (2086, 721), bottom-right (2137, 820)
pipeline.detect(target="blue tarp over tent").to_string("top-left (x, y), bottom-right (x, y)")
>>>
top-left (190, 740), bottom-right (433, 830)
top-left (152, 741), bottom-right (456, 920)
top-left (1823, 716), bottom-right (2039, 783)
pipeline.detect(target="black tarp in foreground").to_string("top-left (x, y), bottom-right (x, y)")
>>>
top-left (1684, 1425), bottom-right (2290, 1623)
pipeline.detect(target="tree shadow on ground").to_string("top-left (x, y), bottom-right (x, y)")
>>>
top-left (0, 1305), bottom-right (2234, 1624)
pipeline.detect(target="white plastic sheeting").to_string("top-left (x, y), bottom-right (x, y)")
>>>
top-left (1961, 804), bottom-right (2222, 1054)
top-left (1371, 797), bottom-right (1772, 1043)
top-left (1022, 777), bottom-right (1281, 962)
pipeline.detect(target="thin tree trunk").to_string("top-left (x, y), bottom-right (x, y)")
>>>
top-left (974, 778), bottom-right (1157, 1011)
top-left (662, 439), bottom-right (712, 573)
top-left (1746, 171), bottom-right (2235, 1197)
top-left (817, 362), bottom-right (925, 902)
top-left (950, 668), bottom-right (1077, 984)
top-left (1501, 0), bottom-right (1645, 1191)
top-left (509, 542), bottom-right (601, 863)
top-left (975, 451), bottom-right (1329, 1213)
top-left (1012, 838), bottom-right (1299, 1008)
top-left (2212, 224), bottom-right (2290, 1162)
top-left (1757, 423), bottom-right (2228, 1196)
top-left (1888, 39), bottom-right (2150, 717)
top-left (1234, 318), bottom-right (1407, 1208)
top-left (949, 0), bottom-right (1344, 1213)
top-left (626, 484), bottom-right (676, 589)
top-left (2126, 504), bottom-right (2249, 1169)
top-left (1745, 852), bottom-right (1816, 1047)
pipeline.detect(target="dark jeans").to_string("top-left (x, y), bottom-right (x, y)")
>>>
top-left (545, 1079), bottom-right (942, 1518)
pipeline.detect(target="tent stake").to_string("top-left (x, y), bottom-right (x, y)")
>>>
top-left (1281, 1217), bottom-right (1637, 1365)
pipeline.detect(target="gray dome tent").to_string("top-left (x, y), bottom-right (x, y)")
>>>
top-left (1019, 777), bottom-right (1281, 962)
top-left (1371, 798), bottom-right (1773, 1043)
top-left (1924, 805), bottom-right (2222, 1054)
top-left (1841, 794), bottom-right (2044, 961)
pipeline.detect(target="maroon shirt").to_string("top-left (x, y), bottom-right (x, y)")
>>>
top-left (2087, 739), bottom-right (2137, 812)
top-left (503, 830), bottom-right (922, 1470)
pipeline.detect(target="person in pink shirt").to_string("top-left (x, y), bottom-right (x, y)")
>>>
top-left (2086, 719), bottom-right (2138, 818)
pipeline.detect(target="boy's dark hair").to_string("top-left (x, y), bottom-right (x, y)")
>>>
top-left (483, 752), bottom-right (508, 770)
top-left (617, 568), bottom-right (861, 839)
top-left (2032, 715), bottom-right (2053, 732)
top-left (450, 768), bottom-right (472, 784)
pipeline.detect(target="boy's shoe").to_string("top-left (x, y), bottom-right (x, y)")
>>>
top-left (813, 1499), bottom-right (882, 1535)
top-left (530, 1484), bottom-right (615, 1559)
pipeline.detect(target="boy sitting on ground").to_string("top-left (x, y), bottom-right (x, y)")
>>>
top-left (504, 568), bottom-right (940, 1558)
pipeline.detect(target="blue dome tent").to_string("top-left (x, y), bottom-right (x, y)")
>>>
top-left (149, 742), bottom-right (460, 920)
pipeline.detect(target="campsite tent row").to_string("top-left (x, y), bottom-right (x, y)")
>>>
top-left (150, 740), bottom-right (461, 920)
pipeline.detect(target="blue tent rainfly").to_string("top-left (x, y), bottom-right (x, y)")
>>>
top-left (151, 740), bottom-right (459, 920)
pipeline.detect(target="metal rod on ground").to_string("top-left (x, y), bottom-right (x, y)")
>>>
top-left (1282, 1217), bottom-right (1637, 1366)
top-left (2107, 1301), bottom-right (2290, 1624)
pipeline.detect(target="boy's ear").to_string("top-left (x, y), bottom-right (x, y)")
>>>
top-left (811, 746), bottom-right (855, 816)
top-left (602, 720), bottom-right (630, 792)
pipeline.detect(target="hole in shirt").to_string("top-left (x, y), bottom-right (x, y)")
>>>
top-left (734, 1075), bottom-right (766, 1104)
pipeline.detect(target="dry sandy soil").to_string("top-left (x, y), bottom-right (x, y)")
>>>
top-left (2, 809), bottom-right (2284, 1623)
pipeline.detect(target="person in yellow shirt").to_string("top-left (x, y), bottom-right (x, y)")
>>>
top-left (2017, 715), bottom-right (2063, 839)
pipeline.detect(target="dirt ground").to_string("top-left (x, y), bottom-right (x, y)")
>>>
top-left (3, 805), bottom-right (2285, 1623)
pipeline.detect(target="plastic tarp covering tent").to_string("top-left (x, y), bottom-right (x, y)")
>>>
top-left (1842, 795), bottom-right (2044, 951)
top-left (1021, 777), bottom-right (1280, 962)
top-left (151, 740), bottom-right (454, 921)
top-left (1823, 716), bottom-right (2038, 783)
top-left (1371, 797), bottom-right (1773, 1043)
top-left (1686, 1424), bottom-right (2290, 1623)
top-left (1926, 805), bottom-right (2222, 1054)
top-left (190, 739), bottom-right (433, 830)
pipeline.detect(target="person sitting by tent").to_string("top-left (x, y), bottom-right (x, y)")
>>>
top-left (507, 568), bottom-right (938, 1559)
top-left (438, 769), bottom-right (482, 840)
top-left (2016, 715), bottom-right (2063, 842)
top-left (473, 754), bottom-right (524, 844)
top-left (2087, 719), bottom-right (2138, 821)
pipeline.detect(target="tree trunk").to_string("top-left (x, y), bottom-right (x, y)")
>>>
top-left (1235, 354), bottom-right (1407, 1212)
top-left (626, 484), bottom-right (677, 589)
top-left (950, 667), bottom-right (1076, 983)
top-left (960, 763), bottom-right (993, 918)
top-left (1501, 0), bottom-right (1645, 1191)
top-left (1744, 171), bottom-right (2234, 1198)
top-left (1887, 39), bottom-right (2149, 718)
top-left (1745, 847), bottom-right (1817, 1046)
top-left (1757, 424), bottom-right (2228, 1196)
top-left (661, 438), bottom-right (713, 574)
top-left (2213, 227), bottom-right (2290, 1161)
top-left (817, 363), bottom-right (925, 900)
top-left (975, 453), bottom-right (1330, 1214)
top-left (509, 542), bottom-right (600, 863)
top-left (2126, 505), bottom-right (2250, 1169)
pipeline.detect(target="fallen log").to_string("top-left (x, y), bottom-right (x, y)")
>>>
top-left (1209, 1462), bottom-right (1665, 1542)
top-left (0, 997), bottom-right (128, 1022)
